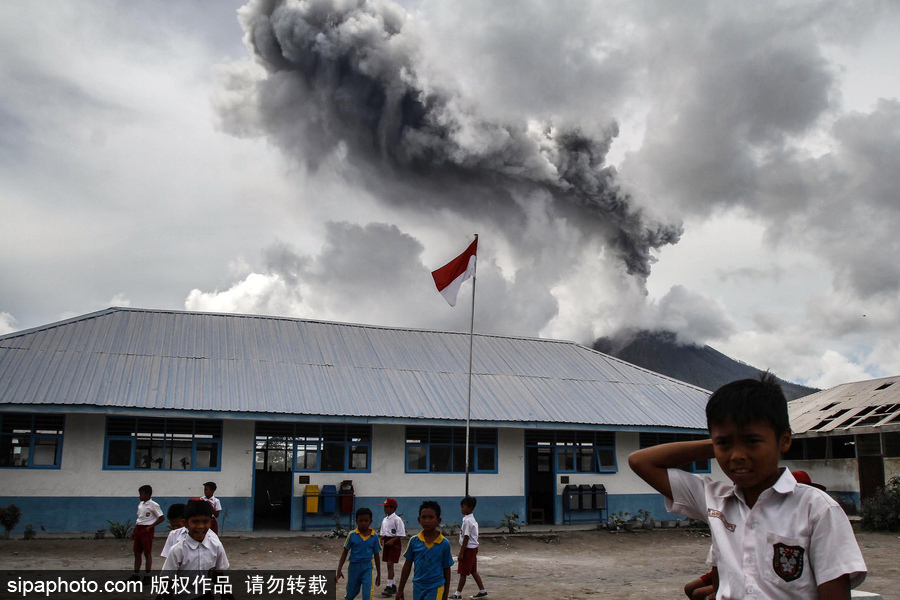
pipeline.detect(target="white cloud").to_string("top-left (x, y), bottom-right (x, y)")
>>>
top-left (0, 312), bottom-right (18, 335)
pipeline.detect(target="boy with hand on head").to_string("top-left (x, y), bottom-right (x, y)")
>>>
top-left (202, 482), bottom-right (222, 534)
top-left (336, 507), bottom-right (382, 600)
top-left (450, 496), bottom-right (486, 600)
top-left (629, 373), bottom-right (867, 600)
top-left (160, 502), bottom-right (221, 560)
top-left (161, 499), bottom-right (229, 573)
top-left (131, 484), bottom-right (165, 582)
top-left (378, 498), bottom-right (405, 597)
top-left (396, 501), bottom-right (453, 600)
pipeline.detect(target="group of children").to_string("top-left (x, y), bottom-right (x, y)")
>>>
top-left (129, 481), bottom-right (225, 582)
top-left (337, 497), bottom-right (488, 600)
top-left (129, 373), bottom-right (871, 600)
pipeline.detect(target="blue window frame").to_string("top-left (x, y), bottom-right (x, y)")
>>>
top-left (525, 430), bottom-right (617, 473)
top-left (104, 417), bottom-right (222, 470)
top-left (405, 426), bottom-right (497, 473)
top-left (639, 432), bottom-right (711, 473)
top-left (254, 423), bottom-right (371, 473)
top-left (0, 413), bottom-right (64, 469)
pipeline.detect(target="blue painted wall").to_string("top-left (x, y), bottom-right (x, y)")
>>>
top-left (0, 496), bottom-right (252, 534)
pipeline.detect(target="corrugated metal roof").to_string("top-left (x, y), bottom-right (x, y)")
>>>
top-left (0, 307), bottom-right (710, 429)
top-left (789, 375), bottom-right (900, 435)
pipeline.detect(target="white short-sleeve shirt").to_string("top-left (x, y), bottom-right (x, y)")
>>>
top-left (161, 527), bottom-right (220, 559)
top-left (136, 500), bottom-right (164, 526)
top-left (161, 532), bottom-right (229, 573)
top-left (459, 513), bottom-right (479, 548)
top-left (205, 495), bottom-right (222, 514)
top-left (667, 467), bottom-right (866, 600)
top-left (380, 513), bottom-right (406, 538)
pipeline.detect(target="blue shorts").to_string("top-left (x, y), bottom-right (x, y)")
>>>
top-left (345, 561), bottom-right (376, 600)
top-left (412, 584), bottom-right (446, 600)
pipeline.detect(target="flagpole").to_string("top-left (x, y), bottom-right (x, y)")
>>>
top-left (464, 234), bottom-right (477, 498)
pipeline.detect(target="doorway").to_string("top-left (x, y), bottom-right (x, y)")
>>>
top-left (526, 446), bottom-right (555, 525)
top-left (858, 455), bottom-right (885, 501)
top-left (253, 433), bottom-right (293, 530)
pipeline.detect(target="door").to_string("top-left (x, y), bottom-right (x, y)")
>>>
top-left (526, 446), bottom-right (555, 524)
top-left (858, 455), bottom-right (885, 501)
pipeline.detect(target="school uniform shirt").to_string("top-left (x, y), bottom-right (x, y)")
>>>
top-left (459, 514), bottom-right (479, 548)
top-left (161, 527), bottom-right (221, 559)
top-left (136, 499), bottom-right (164, 526)
top-left (380, 513), bottom-right (406, 539)
top-left (667, 467), bottom-right (867, 600)
top-left (161, 533), bottom-right (229, 573)
top-left (403, 532), bottom-right (454, 589)
top-left (204, 495), bottom-right (222, 515)
top-left (343, 528), bottom-right (382, 563)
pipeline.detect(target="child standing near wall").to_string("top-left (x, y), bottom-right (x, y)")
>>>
top-left (337, 507), bottom-right (382, 600)
top-left (202, 482), bottom-right (222, 534)
top-left (396, 501), bottom-right (453, 600)
top-left (130, 484), bottom-right (164, 582)
top-left (379, 498), bottom-right (406, 597)
top-left (451, 497), bottom-right (486, 599)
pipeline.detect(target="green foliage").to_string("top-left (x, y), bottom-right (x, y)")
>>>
top-left (609, 511), bottom-right (631, 527)
top-left (0, 505), bottom-right (22, 533)
top-left (860, 476), bottom-right (900, 532)
top-left (107, 519), bottom-right (134, 539)
top-left (635, 509), bottom-right (652, 523)
top-left (500, 512), bottom-right (521, 534)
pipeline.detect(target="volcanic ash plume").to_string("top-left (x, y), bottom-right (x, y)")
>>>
top-left (222, 0), bottom-right (682, 278)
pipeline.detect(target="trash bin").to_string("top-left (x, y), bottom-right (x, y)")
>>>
top-left (578, 484), bottom-right (592, 509)
top-left (339, 480), bottom-right (355, 513)
top-left (591, 484), bottom-right (607, 510)
top-left (305, 484), bottom-right (319, 513)
top-left (322, 484), bottom-right (337, 513)
top-left (564, 484), bottom-right (579, 510)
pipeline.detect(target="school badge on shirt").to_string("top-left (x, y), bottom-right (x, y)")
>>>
top-left (772, 543), bottom-right (805, 582)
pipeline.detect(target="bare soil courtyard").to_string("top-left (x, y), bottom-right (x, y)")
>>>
top-left (0, 528), bottom-right (896, 599)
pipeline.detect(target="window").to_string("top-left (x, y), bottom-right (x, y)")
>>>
top-left (0, 413), bottom-right (64, 469)
top-left (640, 432), bottom-right (710, 473)
top-left (525, 430), bottom-right (618, 473)
top-left (104, 417), bottom-right (221, 470)
top-left (884, 432), bottom-right (900, 458)
top-left (254, 423), bottom-right (371, 473)
top-left (830, 435), bottom-right (856, 459)
top-left (405, 426), bottom-right (497, 473)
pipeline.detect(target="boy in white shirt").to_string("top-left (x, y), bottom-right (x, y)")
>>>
top-left (162, 499), bottom-right (229, 574)
top-left (451, 496), bottom-right (486, 600)
top-left (130, 484), bottom-right (165, 582)
top-left (202, 481), bottom-right (222, 534)
top-left (629, 373), bottom-right (867, 600)
top-left (160, 502), bottom-right (221, 560)
top-left (378, 498), bottom-right (406, 597)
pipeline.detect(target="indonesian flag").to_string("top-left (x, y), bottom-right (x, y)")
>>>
top-left (431, 237), bottom-right (477, 307)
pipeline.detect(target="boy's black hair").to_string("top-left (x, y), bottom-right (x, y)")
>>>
top-left (183, 499), bottom-right (213, 520)
top-left (461, 496), bottom-right (477, 509)
top-left (419, 500), bottom-right (441, 518)
top-left (356, 507), bottom-right (373, 520)
top-left (138, 485), bottom-right (153, 496)
top-left (166, 503), bottom-right (186, 520)
top-left (706, 371), bottom-right (790, 434)
top-left (203, 481), bottom-right (217, 491)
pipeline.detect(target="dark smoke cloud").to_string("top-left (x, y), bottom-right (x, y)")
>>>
top-left (219, 0), bottom-right (682, 279)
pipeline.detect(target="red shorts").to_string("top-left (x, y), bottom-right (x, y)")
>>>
top-left (210, 517), bottom-right (218, 534)
top-left (132, 525), bottom-right (155, 555)
top-left (457, 546), bottom-right (478, 575)
top-left (382, 537), bottom-right (402, 563)
top-left (699, 572), bottom-right (713, 586)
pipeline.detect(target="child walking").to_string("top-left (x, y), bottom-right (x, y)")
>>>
top-left (451, 497), bottom-right (486, 599)
top-left (378, 498), bottom-right (405, 597)
top-left (396, 501), bottom-right (453, 600)
top-left (629, 373), bottom-right (867, 599)
top-left (336, 507), bottom-right (382, 600)
top-left (130, 484), bottom-right (164, 582)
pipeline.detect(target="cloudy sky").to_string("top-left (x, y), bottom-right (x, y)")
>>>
top-left (2, 0), bottom-right (899, 390)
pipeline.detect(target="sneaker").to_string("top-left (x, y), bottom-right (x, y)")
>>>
top-left (450, 594), bottom-right (462, 599)
top-left (381, 586), bottom-right (395, 597)
top-left (470, 593), bottom-right (488, 599)
top-left (127, 574), bottom-right (140, 582)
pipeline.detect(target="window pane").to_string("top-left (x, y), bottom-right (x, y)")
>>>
top-left (166, 439), bottom-right (193, 469)
top-left (431, 445), bottom-right (452, 472)
top-left (32, 437), bottom-right (59, 466)
top-left (831, 435), bottom-right (856, 459)
top-left (407, 445), bottom-right (427, 471)
top-left (296, 444), bottom-right (318, 470)
top-left (557, 448), bottom-right (574, 471)
top-left (321, 442), bottom-right (345, 471)
top-left (349, 445), bottom-right (369, 470)
top-left (577, 447), bottom-right (594, 472)
top-left (476, 447), bottom-right (495, 471)
top-left (0, 435), bottom-right (30, 467)
top-left (452, 445), bottom-right (467, 472)
top-left (195, 442), bottom-right (218, 469)
top-left (597, 448), bottom-right (616, 471)
top-left (136, 439), bottom-right (164, 469)
top-left (107, 439), bottom-right (133, 467)
top-left (806, 437), bottom-right (826, 459)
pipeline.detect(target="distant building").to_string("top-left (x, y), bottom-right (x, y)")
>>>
top-left (785, 376), bottom-right (900, 508)
top-left (1, 307), bottom-right (712, 533)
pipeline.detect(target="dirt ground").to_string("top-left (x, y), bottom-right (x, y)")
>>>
top-left (0, 528), bottom-right (897, 599)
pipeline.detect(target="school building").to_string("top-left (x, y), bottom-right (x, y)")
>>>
top-left (1, 307), bottom-right (716, 534)
top-left (783, 375), bottom-right (900, 508)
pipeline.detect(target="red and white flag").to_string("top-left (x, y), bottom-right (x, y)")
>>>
top-left (431, 237), bottom-right (477, 307)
